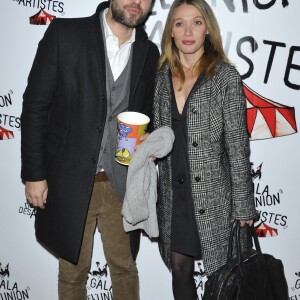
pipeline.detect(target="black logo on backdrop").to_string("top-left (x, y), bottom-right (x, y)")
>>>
top-left (237, 39), bottom-right (300, 90)
top-left (87, 261), bottom-right (112, 300)
top-left (19, 202), bottom-right (36, 218)
top-left (89, 262), bottom-right (108, 278)
top-left (12, 0), bottom-right (65, 24)
top-left (0, 90), bottom-right (20, 141)
top-left (252, 162), bottom-right (288, 237)
top-left (0, 264), bottom-right (9, 278)
top-left (193, 260), bottom-right (207, 300)
top-left (209, 0), bottom-right (289, 12)
top-left (0, 262), bottom-right (31, 299)
top-left (12, 0), bottom-right (64, 14)
top-left (147, 0), bottom-right (299, 91)
top-left (193, 261), bottom-right (207, 300)
top-left (289, 272), bottom-right (300, 299)
top-left (251, 162), bottom-right (262, 179)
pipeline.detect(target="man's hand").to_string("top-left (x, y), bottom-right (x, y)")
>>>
top-left (25, 180), bottom-right (48, 209)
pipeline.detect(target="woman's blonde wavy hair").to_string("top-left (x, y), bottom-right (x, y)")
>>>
top-left (158, 0), bottom-right (229, 83)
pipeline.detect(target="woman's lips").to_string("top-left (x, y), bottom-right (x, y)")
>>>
top-left (182, 40), bottom-right (195, 45)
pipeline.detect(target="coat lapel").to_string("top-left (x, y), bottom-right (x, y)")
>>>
top-left (129, 35), bottom-right (150, 107)
top-left (162, 70), bottom-right (173, 128)
top-left (90, 3), bottom-right (108, 98)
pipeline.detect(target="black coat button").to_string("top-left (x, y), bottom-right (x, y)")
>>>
top-left (192, 141), bottom-right (198, 147)
top-left (102, 95), bottom-right (105, 101)
top-left (108, 116), bottom-right (112, 121)
top-left (195, 176), bottom-right (200, 182)
top-left (199, 208), bottom-right (205, 214)
top-left (91, 158), bottom-right (97, 164)
top-left (178, 178), bottom-right (184, 184)
top-left (96, 126), bottom-right (102, 133)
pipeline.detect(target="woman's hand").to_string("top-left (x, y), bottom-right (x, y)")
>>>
top-left (134, 133), bottom-right (150, 151)
top-left (139, 133), bottom-right (150, 142)
top-left (239, 220), bottom-right (254, 227)
top-left (135, 133), bottom-right (156, 161)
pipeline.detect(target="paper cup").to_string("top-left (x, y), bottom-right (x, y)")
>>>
top-left (115, 111), bottom-right (150, 165)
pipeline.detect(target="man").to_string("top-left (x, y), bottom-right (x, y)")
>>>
top-left (21, 0), bottom-right (159, 298)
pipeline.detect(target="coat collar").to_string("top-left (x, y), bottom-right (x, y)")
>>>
top-left (158, 64), bottom-right (209, 100)
top-left (157, 64), bottom-right (210, 126)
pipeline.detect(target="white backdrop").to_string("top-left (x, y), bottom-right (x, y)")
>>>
top-left (1, 0), bottom-right (299, 299)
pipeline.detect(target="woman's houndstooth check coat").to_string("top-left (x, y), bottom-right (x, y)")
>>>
top-left (153, 62), bottom-right (257, 276)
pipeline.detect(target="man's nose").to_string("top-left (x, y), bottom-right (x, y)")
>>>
top-left (132, 0), bottom-right (142, 5)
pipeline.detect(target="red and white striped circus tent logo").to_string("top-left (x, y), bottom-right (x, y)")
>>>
top-left (244, 84), bottom-right (297, 140)
top-left (29, 9), bottom-right (56, 25)
top-left (255, 222), bottom-right (278, 237)
top-left (0, 126), bottom-right (14, 140)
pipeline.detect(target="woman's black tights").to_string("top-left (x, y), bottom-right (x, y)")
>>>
top-left (170, 251), bottom-right (197, 300)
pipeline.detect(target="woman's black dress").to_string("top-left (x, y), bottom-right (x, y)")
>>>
top-left (170, 78), bottom-right (202, 257)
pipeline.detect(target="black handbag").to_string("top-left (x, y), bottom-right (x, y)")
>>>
top-left (203, 220), bottom-right (289, 300)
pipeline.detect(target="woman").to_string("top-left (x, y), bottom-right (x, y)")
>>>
top-left (153, 0), bottom-right (257, 298)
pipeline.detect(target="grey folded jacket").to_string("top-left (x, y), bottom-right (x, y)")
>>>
top-left (122, 126), bottom-right (175, 237)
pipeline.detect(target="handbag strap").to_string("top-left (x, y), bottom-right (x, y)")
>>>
top-left (227, 220), bottom-right (264, 277)
top-left (250, 225), bottom-right (262, 254)
top-left (235, 221), bottom-right (246, 275)
top-left (227, 220), bottom-right (239, 259)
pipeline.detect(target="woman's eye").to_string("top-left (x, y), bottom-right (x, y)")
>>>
top-left (175, 22), bottom-right (183, 27)
top-left (195, 20), bottom-right (202, 25)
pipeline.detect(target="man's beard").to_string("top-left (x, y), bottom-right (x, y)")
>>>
top-left (111, 0), bottom-right (148, 28)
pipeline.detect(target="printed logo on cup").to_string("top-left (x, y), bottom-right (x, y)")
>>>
top-left (115, 112), bottom-right (150, 165)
